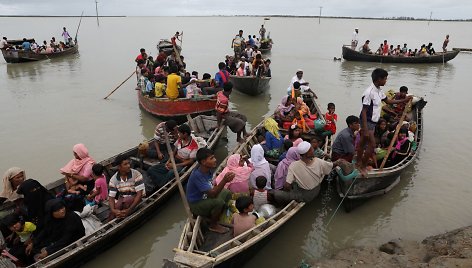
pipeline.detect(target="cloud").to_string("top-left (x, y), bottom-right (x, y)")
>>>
top-left (0, 0), bottom-right (471, 19)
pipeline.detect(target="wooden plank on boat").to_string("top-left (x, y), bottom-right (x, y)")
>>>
top-left (188, 216), bottom-right (202, 252)
top-left (174, 249), bottom-right (214, 268)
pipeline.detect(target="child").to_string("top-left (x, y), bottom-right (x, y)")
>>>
top-left (185, 77), bottom-right (203, 98)
top-left (86, 163), bottom-right (108, 206)
top-left (252, 176), bottom-right (269, 211)
top-left (154, 75), bottom-right (166, 98)
top-left (311, 136), bottom-right (327, 160)
top-left (65, 176), bottom-right (87, 196)
top-left (4, 213), bottom-right (36, 246)
top-left (232, 195), bottom-right (257, 237)
top-left (323, 103), bottom-right (338, 137)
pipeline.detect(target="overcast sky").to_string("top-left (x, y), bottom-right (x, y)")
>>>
top-left (1, 0), bottom-right (471, 20)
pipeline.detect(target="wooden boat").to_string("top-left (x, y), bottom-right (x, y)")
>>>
top-left (452, 48), bottom-right (472, 52)
top-left (0, 115), bottom-right (224, 268)
top-left (169, 113), bottom-right (333, 268)
top-left (1, 41), bottom-right (79, 64)
top-left (229, 75), bottom-right (270, 96)
top-left (138, 91), bottom-right (217, 121)
top-left (342, 45), bottom-right (459, 64)
top-left (335, 99), bottom-right (427, 212)
top-left (157, 39), bottom-right (182, 56)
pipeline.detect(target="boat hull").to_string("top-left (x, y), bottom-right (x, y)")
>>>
top-left (1, 44), bottom-right (79, 63)
top-left (342, 46), bottom-right (459, 64)
top-left (229, 76), bottom-right (270, 96)
top-left (335, 100), bottom-right (425, 211)
top-left (138, 91), bottom-right (217, 121)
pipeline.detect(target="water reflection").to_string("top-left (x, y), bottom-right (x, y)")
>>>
top-left (6, 53), bottom-right (81, 80)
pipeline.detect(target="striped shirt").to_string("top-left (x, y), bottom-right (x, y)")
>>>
top-left (253, 189), bottom-right (269, 211)
top-left (108, 169), bottom-right (145, 198)
top-left (153, 121), bottom-right (177, 144)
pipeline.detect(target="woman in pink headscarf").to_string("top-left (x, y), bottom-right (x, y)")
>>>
top-left (274, 147), bottom-right (300, 190)
top-left (60, 144), bottom-right (95, 185)
top-left (214, 154), bottom-right (254, 193)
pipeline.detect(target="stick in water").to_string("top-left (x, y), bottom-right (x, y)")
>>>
top-left (103, 71), bottom-right (136, 99)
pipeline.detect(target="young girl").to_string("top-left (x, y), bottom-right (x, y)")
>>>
top-left (252, 176), bottom-right (269, 211)
top-left (86, 164), bottom-right (108, 206)
top-left (285, 124), bottom-right (303, 147)
top-left (323, 103), bottom-right (338, 137)
top-left (232, 196), bottom-right (257, 237)
top-left (3, 213), bottom-right (36, 264)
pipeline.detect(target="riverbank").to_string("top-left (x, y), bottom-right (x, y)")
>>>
top-left (310, 225), bottom-right (472, 267)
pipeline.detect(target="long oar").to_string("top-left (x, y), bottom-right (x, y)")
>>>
top-left (74, 11), bottom-right (84, 42)
top-left (164, 130), bottom-right (193, 219)
top-left (103, 70), bottom-right (136, 99)
top-left (379, 99), bottom-right (412, 170)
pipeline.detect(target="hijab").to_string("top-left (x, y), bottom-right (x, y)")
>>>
top-left (274, 147), bottom-right (300, 190)
top-left (277, 96), bottom-right (294, 116)
top-left (1, 167), bottom-right (25, 202)
top-left (60, 144), bottom-right (95, 175)
top-left (249, 144), bottom-right (272, 189)
top-left (264, 118), bottom-right (281, 139)
top-left (16, 179), bottom-right (53, 226)
top-left (214, 154), bottom-right (254, 188)
top-left (297, 97), bottom-right (310, 116)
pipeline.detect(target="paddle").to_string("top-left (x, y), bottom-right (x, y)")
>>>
top-left (103, 70), bottom-right (136, 99)
top-left (164, 130), bottom-right (193, 219)
top-left (74, 11), bottom-right (84, 43)
top-left (379, 99), bottom-right (413, 170)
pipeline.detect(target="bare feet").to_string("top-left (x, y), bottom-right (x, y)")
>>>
top-left (209, 224), bottom-right (229, 234)
top-left (237, 137), bottom-right (244, 143)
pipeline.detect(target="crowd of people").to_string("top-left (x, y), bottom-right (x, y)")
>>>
top-left (0, 27), bottom-right (75, 54)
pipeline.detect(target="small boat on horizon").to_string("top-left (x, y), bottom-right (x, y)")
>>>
top-left (342, 45), bottom-right (459, 64)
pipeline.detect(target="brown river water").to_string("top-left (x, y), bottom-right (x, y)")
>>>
top-left (1, 16), bottom-right (471, 267)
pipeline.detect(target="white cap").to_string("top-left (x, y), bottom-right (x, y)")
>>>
top-left (297, 141), bottom-right (311, 155)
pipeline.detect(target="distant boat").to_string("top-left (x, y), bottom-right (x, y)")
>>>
top-left (1, 38), bottom-right (79, 63)
top-left (342, 45), bottom-right (459, 64)
top-left (137, 91), bottom-right (217, 121)
top-left (157, 39), bottom-right (181, 56)
top-left (229, 75), bottom-right (270, 96)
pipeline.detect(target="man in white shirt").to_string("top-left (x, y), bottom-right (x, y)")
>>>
top-left (0, 37), bottom-right (9, 49)
top-left (286, 69), bottom-right (317, 99)
top-left (351, 28), bottom-right (359, 50)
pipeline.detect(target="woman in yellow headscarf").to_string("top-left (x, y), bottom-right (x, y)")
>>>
top-left (263, 118), bottom-right (284, 151)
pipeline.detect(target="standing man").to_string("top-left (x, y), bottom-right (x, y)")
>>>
top-left (286, 69), bottom-right (317, 99)
top-left (442, 34), bottom-right (450, 52)
top-left (351, 27), bottom-right (359, 50)
top-left (259, 24), bottom-right (266, 40)
top-left (231, 30), bottom-right (245, 60)
top-left (0, 37), bottom-right (9, 50)
top-left (61, 27), bottom-right (72, 45)
top-left (216, 82), bottom-right (249, 143)
top-left (108, 155), bottom-right (145, 219)
top-left (214, 62), bottom-right (230, 88)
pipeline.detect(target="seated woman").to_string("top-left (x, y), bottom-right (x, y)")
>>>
top-left (274, 147), bottom-right (300, 190)
top-left (274, 96), bottom-right (295, 123)
top-left (263, 118), bottom-right (284, 153)
top-left (374, 118), bottom-right (389, 148)
top-left (147, 124), bottom-right (199, 190)
top-left (26, 199), bottom-right (85, 261)
top-left (214, 154), bottom-right (253, 194)
top-left (1, 167), bottom-right (26, 205)
top-left (284, 124), bottom-right (303, 147)
top-left (60, 144), bottom-right (96, 195)
top-left (388, 128), bottom-right (411, 166)
top-left (16, 179), bottom-right (53, 232)
top-left (249, 144), bottom-right (272, 190)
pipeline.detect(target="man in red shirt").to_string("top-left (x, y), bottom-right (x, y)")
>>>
top-left (216, 82), bottom-right (249, 143)
top-left (135, 48), bottom-right (147, 63)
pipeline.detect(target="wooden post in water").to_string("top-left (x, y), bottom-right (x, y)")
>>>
top-left (379, 99), bottom-right (412, 170)
top-left (164, 130), bottom-right (193, 219)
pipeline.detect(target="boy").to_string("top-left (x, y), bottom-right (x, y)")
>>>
top-left (232, 195), bottom-right (256, 237)
top-left (358, 68), bottom-right (412, 172)
top-left (311, 136), bottom-right (327, 160)
top-left (252, 176), bottom-right (269, 211)
top-left (86, 164), bottom-right (108, 205)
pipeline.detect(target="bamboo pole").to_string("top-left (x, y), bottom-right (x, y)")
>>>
top-left (103, 71), bottom-right (136, 99)
top-left (164, 129), bottom-right (193, 219)
top-left (379, 99), bottom-right (412, 170)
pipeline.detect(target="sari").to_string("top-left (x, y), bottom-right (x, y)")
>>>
top-left (214, 154), bottom-right (254, 193)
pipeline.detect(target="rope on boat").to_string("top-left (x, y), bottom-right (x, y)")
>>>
top-left (326, 175), bottom-right (358, 227)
